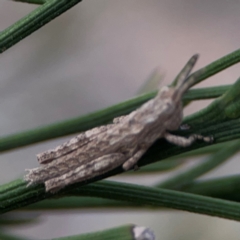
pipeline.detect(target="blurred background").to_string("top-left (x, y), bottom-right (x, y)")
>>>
top-left (0, 0), bottom-right (240, 239)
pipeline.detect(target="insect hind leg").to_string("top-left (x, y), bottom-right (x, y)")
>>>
top-left (45, 153), bottom-right (126, 193)
top-left (122, 148), bottom-right (148, 171)
top-left (164, 132), bottom-right (213, 147)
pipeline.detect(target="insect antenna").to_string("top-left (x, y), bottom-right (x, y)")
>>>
top-left (173, 54), bottom-right (201, 102)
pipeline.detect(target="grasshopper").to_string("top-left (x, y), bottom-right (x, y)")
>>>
top-left (25, 55), bottom-right (212, 192)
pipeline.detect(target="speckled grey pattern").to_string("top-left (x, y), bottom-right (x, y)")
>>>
top-left (25, 55), bottom-right (211, 193)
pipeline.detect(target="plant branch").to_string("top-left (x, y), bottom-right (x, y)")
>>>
top-left (2, 179), bottom-right (240, 221)
top-left (1, 77), bottom-right (240, 215)
top-left (0, 84), bottom-right (230, 154)
top-left (55, 224), bottom-right (144, 240)
top-left (0, 117), bottom-right (240, 214)
top-left (157, 139), bottom-right (240, 189)
top-left (24, 175), bottom-right (240, 210)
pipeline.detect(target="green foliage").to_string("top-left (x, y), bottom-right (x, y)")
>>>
top-left (1, 1), bottom-right (240, 239)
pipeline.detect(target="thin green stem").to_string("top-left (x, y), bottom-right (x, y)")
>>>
top-left (157, 140), bottom-right (240, 189)
top-left (1, 118), bottom-right (240, 205)
top-left (0, 233), bottom-right (27, 240)
top-left (130, 158), bottom-right (185, 174)
top-left (69, 181), bottom-right (240, 221)
top-left (2, 179), bottom-right (240, 221)
top-left (0, 84), bottom-right (230, 154)
top-left (0, 48), bottom-right (237, 152)
top-left (55, 224), bottom-right (139, 240)
top-left (185, 76), bottom-right (240, 128)
top-left (170, 142), bottom-right (227, 159)
top-left (0, 0), bottom-right (83, 53)
top-left (0, 213), bottom-right (38, 225)
top-left (139, 118), bottom-right (240, 168)
top-left (11, 0), bottom-right (45, 4)
top-left (183, 84), bottom-right (229, 101)
top-left (190, 49), bottom-right (240, 86)
top-left (185, 175), bottom-right (240, 201)
top-left (25, 175), bottom-right (240, 211)
top-left (0, 92), bottom-right (154, 153)
top-left (26, 196), bottom-right (129, 210)
top-left (0, 115), bottom-right (239, 214)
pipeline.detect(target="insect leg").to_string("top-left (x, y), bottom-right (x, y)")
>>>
top-left (164, 132), bottom-right (213, 147)
top-left (44, 153), bottom-right (126, 193)
top-left (174, 54), bottom-right (198, 89)
top-left (122, 147), bottom-right (148, 171)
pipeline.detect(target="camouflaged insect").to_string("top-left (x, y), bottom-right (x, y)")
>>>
top-left (25, 55), bottom-right (212, 193)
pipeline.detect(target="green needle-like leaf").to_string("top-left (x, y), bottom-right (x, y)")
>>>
top-left (2, 0), bottom-right (240, 237)
top-left (189, 49), bottom-right (240, 86)
top-left (185, 175), bottom-right (240, 201)
top-left (1, 106), bottom-right (240, 217)
top-left (11, 0), bottom-right (45, 4)
top-left (26, 196), bottom-right (129, 210)
top-left (0, 0), bottom-right (83, 53)
top-left (130, 158), bottom-right (185, 174)
top-left (185, 76), bottom-right (240, 128)
top-left (0, 84), bottom-right (231, 154)
top-left (24, 175), bottom-right (240, 211)
top-left (0, 212), bottom-right (39, 225)
top-left (0, 233), bottom-right (27, 240)
top-left (157, 139), bottom-right (240, 189)
top-left (54, 224), bottom-right (147, 240)
top-left (2, 179), bottom-right (240, 221)
top-left (0, 49), bottom-right (237, 153)
top-left (68, 181), bottom-right (240, 221)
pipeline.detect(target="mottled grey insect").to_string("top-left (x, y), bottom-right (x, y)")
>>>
top-left (25, 55), bottom-right (212, 193)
